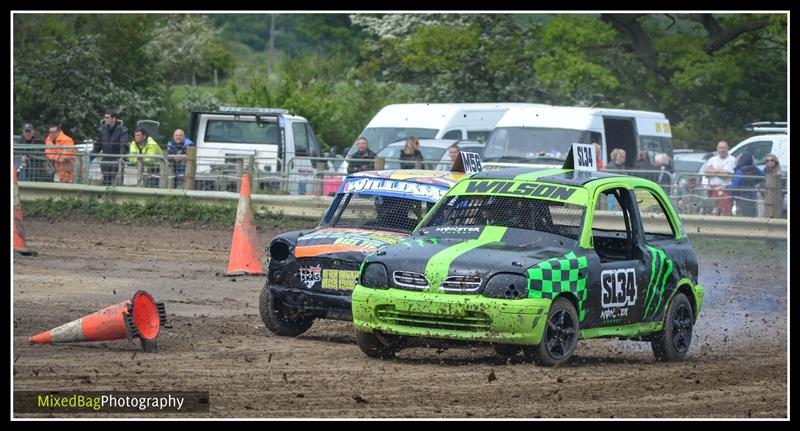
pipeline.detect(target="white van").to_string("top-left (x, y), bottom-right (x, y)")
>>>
top-left (729, 122), bottom-right (788, 172)
top-left (339, 103), bottom-right (541, 173)
top-left (188, 106), bottom-right (322, 192)
top-left (483, 105), bottom-right (673, 169)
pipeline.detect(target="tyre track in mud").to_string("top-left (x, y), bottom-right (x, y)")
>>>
top-left (13, 220), bottom-right (787, 418)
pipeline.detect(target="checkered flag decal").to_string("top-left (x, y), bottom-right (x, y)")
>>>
top-left (528, 251), bottom-right (588, 321)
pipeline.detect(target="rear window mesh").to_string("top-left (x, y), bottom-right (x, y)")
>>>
top-left (424, 195), bottom-right (584, 240)
top-left (331, 194), bottom-right (432, 233)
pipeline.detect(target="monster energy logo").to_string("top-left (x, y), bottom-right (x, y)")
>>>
top-left (465, 180), bottom-right (576, 201)
top-left (642, 245), bottom-right (674, 320)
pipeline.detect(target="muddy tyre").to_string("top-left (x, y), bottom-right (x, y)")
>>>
top-left (523, 297), bottom-right (579, 366)
top-left (355, 330), bottom-right (400, 359)
top-left (492, 343), bottom-right (522, 358)
top-left (259, 284), bottom-right (313, 337)
top-left (652, 293), bottom-right (693, 361)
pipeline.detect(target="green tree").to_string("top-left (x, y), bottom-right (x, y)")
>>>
top-left (14, 14), bottom-right (169, 139)
top-left (147, 14), bottom-right (219, 86)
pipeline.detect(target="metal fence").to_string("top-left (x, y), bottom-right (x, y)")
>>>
top-left (14, 143), bottom-right (788, 219)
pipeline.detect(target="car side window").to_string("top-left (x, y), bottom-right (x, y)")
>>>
top-left (592, 187), bottom-right (640, 262)
top-left (633, 187), bottom-right (676, 240)
top-left (442, 130), bottom-right (462, 140)
top-left (466, 130), bottom-right (490, 143)
top-left (733, 140), bottom-right (772, 165)
top-left (292, 123), bottom-right (309, 156)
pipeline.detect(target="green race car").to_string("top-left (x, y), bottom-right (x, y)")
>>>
top-left (352, 162), bottom-right (704, 365)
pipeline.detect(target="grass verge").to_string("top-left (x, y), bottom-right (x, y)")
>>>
top-left (24, 196), bottom-right (317, 231)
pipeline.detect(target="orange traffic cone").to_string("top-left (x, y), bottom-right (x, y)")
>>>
top-left (224, 173), bottom-right (265, 276)
top-left (29, 290), bottom-right (168, 352)
top-left (13, 166), bottom-right (37, 256)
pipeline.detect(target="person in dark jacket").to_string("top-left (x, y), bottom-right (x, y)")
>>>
top-left (633, 149), bottom-right (657, 182)
top-left (398, 136), bottom-right (424, 169)
top-left (17, 123), bottom-right (52, 182)
top-left (347, 137), bottom-right (377, 174)
top-left (92, 110), bottom-right (130, 186)
top-left (730, 151), bottom-right (764, 217)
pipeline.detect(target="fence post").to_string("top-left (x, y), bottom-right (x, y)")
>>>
top-left (248, 156), bottom-right (255, 191)
top-left (184, 146), bottom-right (196, 190)
top-left (315, 161), bottom-right (327, 196)
top-left (236, 158), bottom-right (244, 193)
top-left (764, 174), bottom-right (780, 218)
top-left (137, 158), bottom-right (145, 187)
top-left (414, 160), bottom-right (421, 169)
top-left (374, 157), bottom-right (385, 170)
top-left (160, 155), bottom-right (169, 189)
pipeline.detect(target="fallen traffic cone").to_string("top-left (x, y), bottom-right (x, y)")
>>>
top-left (224, 173), bottom-right (265, 276)
top-left (29, 290), bottom-right (168, 352)
top-left (13, 165), bottom-right (37, 256)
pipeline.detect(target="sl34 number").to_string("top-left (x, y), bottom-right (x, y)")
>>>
top-left (601, 268), bottom-right (637, 308)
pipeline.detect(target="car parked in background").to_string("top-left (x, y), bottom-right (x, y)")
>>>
top-left (376, 139), bottom-right (484, 171)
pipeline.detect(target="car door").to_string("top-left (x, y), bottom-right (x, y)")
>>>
top-left (585, 186), bottom-right (651, 328)
top-left (632, 186), bottom-right (687, 323)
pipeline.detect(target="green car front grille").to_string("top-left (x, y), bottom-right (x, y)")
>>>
top-left (376, 305), bottom-right (492, 332)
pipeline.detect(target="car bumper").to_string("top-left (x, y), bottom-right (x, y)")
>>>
top-left (270, 285), bottom-right (353, 321)
top-left (691, 282), bottom-right (704, 318)
top-left (351, 285), bottom-right (552, 345)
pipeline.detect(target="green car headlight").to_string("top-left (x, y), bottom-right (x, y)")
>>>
top-left (361, 263), bottom-right (389, 289)
top-left (483, 273), bottom-right (529, 299)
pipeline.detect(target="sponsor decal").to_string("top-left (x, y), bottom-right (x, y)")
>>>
top-left (643, 245), bottom-right (674, 321)
top-left (400, 238), bottom-right (440, 248)
top-left (433, 226), bottom-right (483, 235)
top-left (298, 230), bottom-right (404, 249)
top-left (342, 177), bottom-right (446, 201)
top-left (298, 265), bottom-right (322, 289)
top-left (464, 180), bottom-right (577, 201)
top-left (600, 268), bottom-right (637, 321)
top-left (322, 269), bottom-right (360, 290)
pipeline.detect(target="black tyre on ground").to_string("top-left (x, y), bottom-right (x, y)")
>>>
top-left (355, 330), bottom-right (400, 359)
top-left (523, 297), bottom-right (579, 366)
top-left (259, 284), bottom-right (314, 337)
top-left (651, 292), bottom-right (694, 361)
top-left (492, 343), bottom-right (522, 358)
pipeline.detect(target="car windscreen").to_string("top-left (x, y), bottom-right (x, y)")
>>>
top-left (483, 127), bottom-right (591, 162)
top-left (204, 120), bottom-right (280, 145)
top-left (423, 195), bottom-right (585, 241)
top-left (356, 128), bottom-right (439, 154)
top-left (327, 194), bottom-right (436, 233)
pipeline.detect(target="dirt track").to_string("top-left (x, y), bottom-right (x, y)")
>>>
top-left (13, 219), bottom-right (788, 418)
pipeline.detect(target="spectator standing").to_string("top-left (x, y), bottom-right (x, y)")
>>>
top-left (18, 123), bottom-right (51, 182)
top-left (166, 128), bottom-right (194, 187)
top-left (702, 140), bottom-right (736, 216)
top-left (676, 176), bottom-right (711, 214)
top-left (606, 148), bottom-right (626, 171)
top-left (44, 125), bottom-right (77, 183)
top-left (129, 127), bottom-right (163, 188)
top-left (606, 149), bottom-right (626, 210)
top-left (92, 111), bottom-right (131, 186)
top-left (398, 136), bottom-right (424, 169)
top-left (347, 137), bottom-right (377, 174)
top-left (763, 153), bottom-right (782, 176)
top-left (761, 153), bottom-right (784, 217)
top-left (448, 143), bottom-right (465, 173)
top-left (593, 142), bottom-right (605, 171)
top-left (653, 153), bottom-right (673, 193)
top-left (730, 151), bottom-right (764, 217)
top-left (633, 149), bottom-right (656, 181)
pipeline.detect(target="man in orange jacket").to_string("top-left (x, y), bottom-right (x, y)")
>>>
top-left (45, 125), bottom-right (77, 183)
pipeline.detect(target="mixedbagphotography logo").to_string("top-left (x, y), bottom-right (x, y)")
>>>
top-left (14, 391), bottom-right (209, 414)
